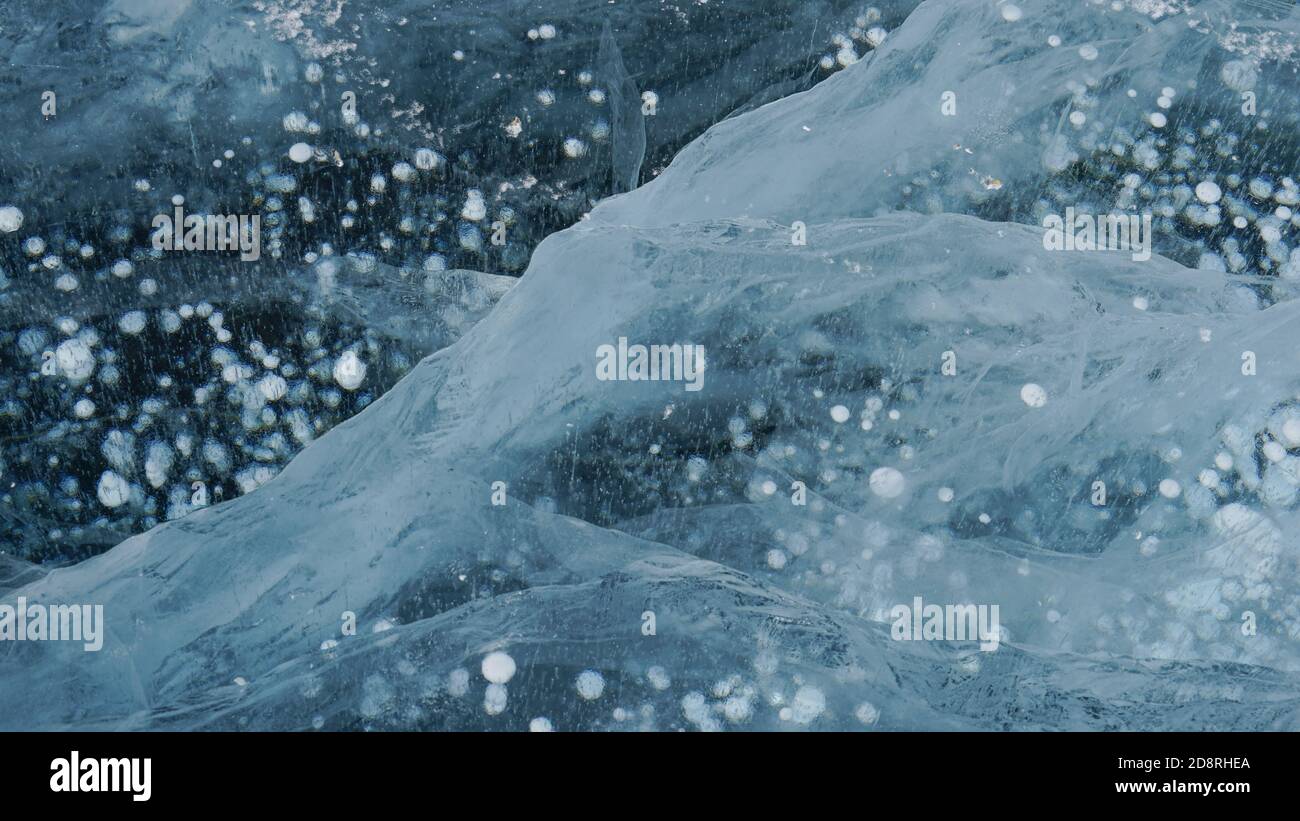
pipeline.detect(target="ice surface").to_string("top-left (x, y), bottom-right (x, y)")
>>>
top-left (3, 0), bottom-right (1300, 730)
top-left (0, 0), bottom-right (891, 224)
top-left (0, 0), bottom-right (900, 562)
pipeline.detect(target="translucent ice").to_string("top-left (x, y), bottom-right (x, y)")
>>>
top-left (3, 0), bottom-right (1300, 731)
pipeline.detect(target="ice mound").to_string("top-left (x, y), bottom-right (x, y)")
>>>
top-left (4, 0), bottom-right (1300, 730)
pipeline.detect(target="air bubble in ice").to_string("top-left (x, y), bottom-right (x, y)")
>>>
top-left (96, 471), bottom-right (131, 508)
top-left (332, 350), bottom-right (367, 390)
top-left (481, 651), bottom-right (517, 684)
top-left (869, 467), bottom-right (905, 499)
top-left (575, 670), bottom-right (605, 700)
top-left (283, 111), bottom-right (310, 132)
top-left (55, 338), bottom-right (95, 381)
top-left (118, 311), bottom-right (146, 335)
top-left (563, 138), bottom-right (588, 158)
top-left (0, 206), bottom-right (22, 233)
top-left (1020, 383), bottom-right (1048, 407)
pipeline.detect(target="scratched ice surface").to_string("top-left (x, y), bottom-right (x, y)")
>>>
top-left (3, 0), bottom-right (1300, 730)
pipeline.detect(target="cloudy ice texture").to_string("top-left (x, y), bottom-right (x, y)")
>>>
top-left (3, 0), bottom-right (1300, 730)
